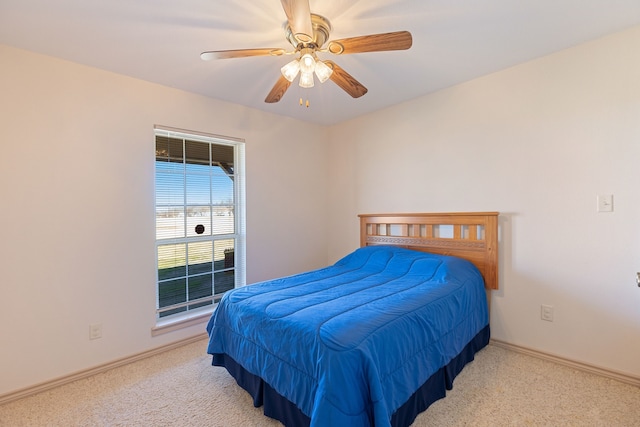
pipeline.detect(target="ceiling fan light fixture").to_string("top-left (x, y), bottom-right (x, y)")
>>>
top-left (299, 71), bottom-right (315, 88)
top-left (314, 60), bottom-right (333, 83)
top-left (281, 59), bottom-right (300, 82)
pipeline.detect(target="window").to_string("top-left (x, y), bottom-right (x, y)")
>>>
top-left (154, 127), bottom-right (245, 325)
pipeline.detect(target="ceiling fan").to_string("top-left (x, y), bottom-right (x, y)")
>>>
top-left (200, 0), bottom-right (413, 103)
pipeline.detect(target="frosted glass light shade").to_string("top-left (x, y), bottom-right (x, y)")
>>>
top-left (299, 71), bottom-right (314, 88)
top-left (299, 53), bottom-right (316, 74)
top-left (281, 59), bottom-right (300, 82)
top-left (314, 60), bottom-right (333, 83)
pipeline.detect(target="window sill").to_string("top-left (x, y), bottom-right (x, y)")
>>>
top-left (151, 306), bottom-right (216, 336)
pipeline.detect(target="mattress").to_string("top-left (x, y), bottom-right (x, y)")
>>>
top-left (206, 245), bottom-right (489, 426)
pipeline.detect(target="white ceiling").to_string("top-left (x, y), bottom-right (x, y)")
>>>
top-left (2, 0), bottom-right (640, 126)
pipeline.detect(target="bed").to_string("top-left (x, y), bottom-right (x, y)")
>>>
top-left (206, 212), bottom-right (499, 426)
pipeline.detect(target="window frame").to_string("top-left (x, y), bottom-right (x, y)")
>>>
top-left (152, 126), bottom-right (245, 335)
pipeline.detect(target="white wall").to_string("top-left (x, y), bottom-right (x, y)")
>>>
top-left (327, 26), bottom-right (640, 378)
top-left (0, 45), bottom-right (329, 396)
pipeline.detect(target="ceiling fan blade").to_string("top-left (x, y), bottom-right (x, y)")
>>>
top-left (280, 0), bottom-right (314, 43)
top-left (201, 48), bottom-right (286, 60)
top-left (327, 31), bottom-right (412, 55)
top-left (325, 61), bottom-right (368, 98)
top-left (265, 75), bottom-right (292, 103)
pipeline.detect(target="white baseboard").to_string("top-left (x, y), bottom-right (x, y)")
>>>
top-left (0, 333), bottom-right (209, 406)
top-left (490, 339), bottom-right (640, 387)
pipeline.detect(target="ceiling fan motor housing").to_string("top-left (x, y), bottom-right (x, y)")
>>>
top-left (285, 14), bottom-right (332, 50)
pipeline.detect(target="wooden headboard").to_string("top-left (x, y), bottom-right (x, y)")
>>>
top-left (358, 212), bottom-right (499, 290)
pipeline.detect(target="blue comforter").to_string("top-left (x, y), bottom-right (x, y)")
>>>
top-left (206, 245), bottom-right (489, 427)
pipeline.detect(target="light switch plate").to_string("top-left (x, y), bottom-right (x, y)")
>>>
top-left (597, 194), bottom-right (613, 212)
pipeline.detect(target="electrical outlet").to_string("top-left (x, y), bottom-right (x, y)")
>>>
top-left (541, 305), bottom-right (554, 322)
top-left (89, 323), bottom-right (102, 340)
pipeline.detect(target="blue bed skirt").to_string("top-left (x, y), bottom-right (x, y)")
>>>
top-left (212, 324), bottom-right (490, 427)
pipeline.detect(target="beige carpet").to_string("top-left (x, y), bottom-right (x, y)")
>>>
top-left (1, 339), bottom-right (639, 426)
